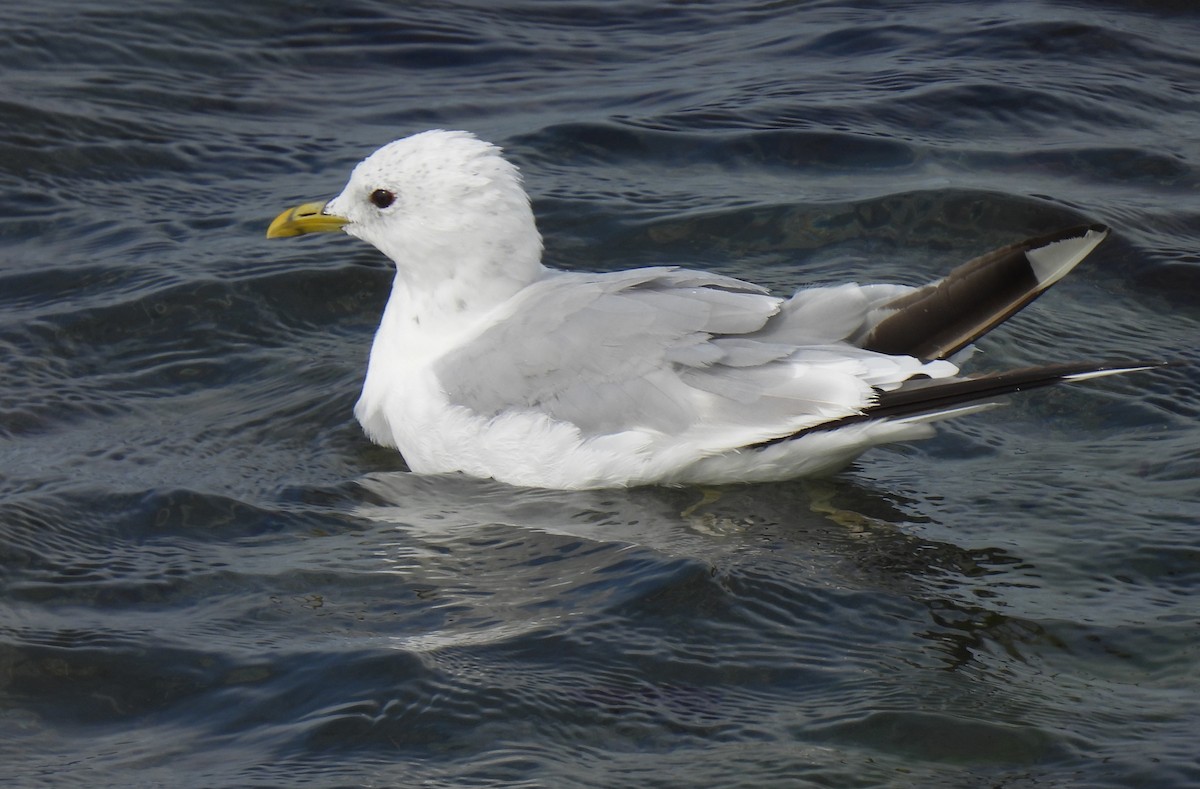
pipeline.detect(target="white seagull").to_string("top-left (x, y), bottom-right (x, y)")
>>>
top-left (267, 130), bottom-right (1159, 489)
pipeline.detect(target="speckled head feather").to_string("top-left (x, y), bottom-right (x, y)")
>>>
top-left (325, 130), bottom-right (544, 298)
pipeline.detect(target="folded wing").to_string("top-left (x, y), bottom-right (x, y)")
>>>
top-left (434, 267), bottom-right (950, 450)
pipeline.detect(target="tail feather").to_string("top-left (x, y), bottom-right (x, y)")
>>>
top-left (861, 225), bottom-right (1109, 361)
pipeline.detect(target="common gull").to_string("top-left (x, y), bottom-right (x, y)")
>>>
top-left (267, 130), bottom-right (1159, 489)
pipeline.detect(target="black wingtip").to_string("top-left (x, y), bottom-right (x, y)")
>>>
top-left (748, 359), bottom-right (1169, 449)
top-left (861, 225), bottom-right (1111, 361)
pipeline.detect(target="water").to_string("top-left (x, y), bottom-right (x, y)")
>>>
top-left (2, 1), bottom-right (1199, 786)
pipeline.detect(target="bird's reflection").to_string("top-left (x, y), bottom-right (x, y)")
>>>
top-left (352, 470), bottom-right (1051, 671)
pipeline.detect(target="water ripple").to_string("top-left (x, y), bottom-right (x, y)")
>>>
top-left (2, 1), bottom-right (1199, 787)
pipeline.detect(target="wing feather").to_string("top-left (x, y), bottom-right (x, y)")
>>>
top-left (434, 268), bottom-right (945, 449)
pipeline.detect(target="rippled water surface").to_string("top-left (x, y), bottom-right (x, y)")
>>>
top-left (3, 1), bottom-right (1199, 787)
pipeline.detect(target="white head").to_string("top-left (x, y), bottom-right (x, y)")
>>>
top-left (270, 130), bottom-right (545, 299)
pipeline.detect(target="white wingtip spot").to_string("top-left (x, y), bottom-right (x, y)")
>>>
top-left (891, 401), bottom-right (1001, 425)
top-left (1025, 227), bottom-right (1109, 287)
top-left (1063, 364), bottom-right (1159, 383)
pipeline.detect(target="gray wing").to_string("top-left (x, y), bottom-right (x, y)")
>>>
top-left (433, 225), bottom-right (1120, 453)
top-left (434, 267), bottom-right (914, 443)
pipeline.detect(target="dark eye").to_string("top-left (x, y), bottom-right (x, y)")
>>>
top-left (369, 189), bottom-right (396, 209)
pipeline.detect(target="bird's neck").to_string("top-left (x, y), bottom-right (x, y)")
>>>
top-left (375, 241), bottom-right (547, 366)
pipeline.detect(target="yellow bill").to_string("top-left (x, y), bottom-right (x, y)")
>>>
top-left (266, 201), bottom-right (348, 238)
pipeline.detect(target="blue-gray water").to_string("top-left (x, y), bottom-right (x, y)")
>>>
top-left (3, 2), bottom-right (1199, 787)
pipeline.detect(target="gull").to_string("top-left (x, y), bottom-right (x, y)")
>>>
top-left (267, 130), bottom-right (1159, 489)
